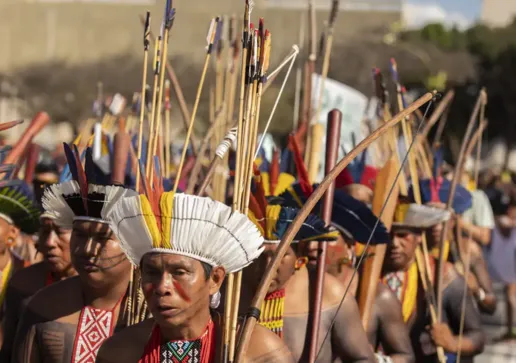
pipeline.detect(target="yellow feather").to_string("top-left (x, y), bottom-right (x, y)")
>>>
top-left (160, 192), bottom-right (175, 249)
top-left (394, 203), bottom-right (410, 223)
top-left (140, 195), bottom-right (162, 248)
top-left (265, 205), bottom-right (282, 240)
top-left (286, 186), bottom-right (304, 208)
top-left (260, 172), bottom-right (271, 196)
top-left (273, 173), bottom-right (296, 196)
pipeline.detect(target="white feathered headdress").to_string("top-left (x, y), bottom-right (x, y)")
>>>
top-left (103, 192), bottom-right (264, 273)
top-left (42, 180), bottom-right (137, 228)
top-left (392, 203), bottom-right (451, 229)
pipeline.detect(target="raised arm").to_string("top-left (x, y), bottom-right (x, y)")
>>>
top-left (375, 284), bottom-right (415, 363)
top-left (431, 274), bottom-right (485, 357)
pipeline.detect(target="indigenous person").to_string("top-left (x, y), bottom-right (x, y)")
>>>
top-left (417, 173), bottom-right (497, 314)
top-left (32, 152), bottom-right (60, 207)
top-left (335, 155), bottom-right (377, 205)
top-left (280, 184), bottom-right (413, 363)
top-left (242, 192), bottom-right (376, 362)
top-left (0, 214), bottom-right (77, 362)
top-left (0, 181), bottom-right (40, 346)
top-left (0, 212), bottom-right (76, 361)
top-left (97, 192), bottom-right (293, 362)
top-left (484, 190), bottom-right (516, 340)
top-left (12, 148), bottom-right (137, 363)
top-left (382, 203), bottom-right (485, 363)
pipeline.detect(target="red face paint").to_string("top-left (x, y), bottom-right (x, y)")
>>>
top-left (173, 280), bottom-right (191, 302)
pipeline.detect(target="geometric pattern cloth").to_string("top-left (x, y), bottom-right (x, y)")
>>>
top-left (161, 339), bottom-right (202, 363)
top-left (72, 306), bottom-right (116, 363)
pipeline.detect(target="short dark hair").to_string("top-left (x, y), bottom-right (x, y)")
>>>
top-left (201, 262), bottom-right (212, 280)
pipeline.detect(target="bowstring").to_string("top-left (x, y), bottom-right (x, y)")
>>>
top-left (315, 98), bottom-right (436, 361)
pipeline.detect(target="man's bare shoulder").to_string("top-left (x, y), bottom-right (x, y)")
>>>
top-left (96, 319), bottom-right (154, 363)
top-left (8, 262), bottom-right (47, 296)
top-left (322, 272), bottom-right (349, 307)
top-left (25, 276), bottom-right (82, 319)
top-left (375, 283), bottom-right (398, 304)
top-left (244, 324), bottom-right (294, 363)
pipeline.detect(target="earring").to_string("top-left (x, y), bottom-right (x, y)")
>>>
top-left (7, 238), bottom-right (14, 246)
top-left (209, 291), bottom-right (221, 309)
top-left (294, 257), bottom-right (308, 270)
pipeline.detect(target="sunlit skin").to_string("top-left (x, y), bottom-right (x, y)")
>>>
top-left (0, 218), bottom-right (18, 270)
top-left (37, 217), bottom-right (76, 278)
top-left (245, 244), bottom-right (297, 294)
top-left (0, 218), bottom-right (18, 254)
top-left (298, 234), bottom-right (348, 272)
top-left (70, 220), bottom-right (131, 290)
top-left (140, 253), bottom-right (225, 341)
top-left (497, 205), bottom-right (516, 237)
top-left (342, 185), bottom-right (374, 204)
top-left (33, 172), bottom-right (59, 205)
top-left (384, 227), bottom-right (422, 273)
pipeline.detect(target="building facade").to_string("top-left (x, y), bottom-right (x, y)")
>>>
top-left (0, 0), bottom-right (402, 73)
top-left (481, 0), bottom-right (516, 27)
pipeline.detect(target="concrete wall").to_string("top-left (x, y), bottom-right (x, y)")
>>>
top-left (481, 0), bottom-right (516, 27)
top-left (0, 0), bottom-right (400, 72)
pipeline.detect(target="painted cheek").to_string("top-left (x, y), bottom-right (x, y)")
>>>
top-left (141, 283), bottom-right (154, 298)
top-left (173, 280), bottom-right (191, 302)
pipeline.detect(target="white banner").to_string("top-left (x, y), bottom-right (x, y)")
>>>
top-left (311, 74), bottom-right (369, 182)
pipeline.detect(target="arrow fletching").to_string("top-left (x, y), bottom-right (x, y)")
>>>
top-left (144, 11), bottom-right (151, 50)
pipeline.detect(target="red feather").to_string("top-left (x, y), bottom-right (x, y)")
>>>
top-left (270, 149), bottom-right (279, 193)
top-left (288, 134), bottom-right (313, 197)
top-left (252, 163), bottom-right (268, 213)
top-left (248, 194), bottom-right (265, 229)
top-left (73, 145), bottom-right (89, 213)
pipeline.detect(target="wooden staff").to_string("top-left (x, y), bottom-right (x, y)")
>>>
top-left (145, 33), bottom-right (162, 177)
top-left (164, 79), bottom-right (172, 178)
top-left (419, 89), bottom-right (455, 142)
top-left (186, 110), bottom-right (228, 194)
top-left (23, 144), bottom-right (40, 183)
top-left (456, 120), bottom-right (487, 363)
top-left (224, 2), bottom-right (252, 359)
top-left (390, 59), bottom-right (435, 304)
top-left (373, 68), bottom-right (408, 193)
top-left (196, 128), bottom-right (237, 196)
top-left (234, 91), bottom-right (437, 362)
top-left (136, 11), bottom-right (151, 191)
top-left (172, 18), bottom-right (220, 194)
top-left (293, 12), bottom-right (305, 129)
top-left (435, 89), bottom-right (486, 322)
top-left (150, 4), bottom-right (176, 183)
top-left (307, 0), bottom-right (339, 181)
top-left (0, 120), bottom-right (23, 132)
top-left (139, 15), bottom-right (197, 154)
top-left (2, 112), bottom-right (49, 179)
top-left (357, 158), bottom-right (399, 329)
top-left (307, 109), bottom-right (341, 363)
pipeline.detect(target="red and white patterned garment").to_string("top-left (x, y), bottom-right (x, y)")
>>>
top-left (71, 298), bottom-right (123, 363)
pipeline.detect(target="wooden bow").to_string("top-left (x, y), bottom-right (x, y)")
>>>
top-left (233, 90), bottom-right (437, 362)
top-left (435, 88), bottom-right (487, 321)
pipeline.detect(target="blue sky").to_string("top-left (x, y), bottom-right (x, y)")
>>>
top-left (405, 0), bottom-right (483, 29)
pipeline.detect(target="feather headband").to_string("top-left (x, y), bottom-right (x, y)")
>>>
top-left (42, 181), bottom-right (137, 228)
top-left (412, 178), bottom-right (472, 215)
top-left (104, 193), bottom-right (264, 273)
top-left (393, 203), bottom-right (451, 229)
top-left (248, 204), bottom-right (338, 244)
top-left (0, 181), bottom-right (40, 234)
top-left (279, 183), bottom-right (390, 245)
